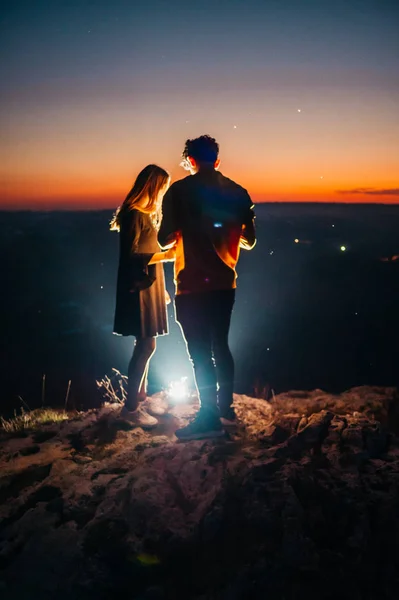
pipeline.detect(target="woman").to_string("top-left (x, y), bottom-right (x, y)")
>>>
top-left (111, 164), bottom-right (175, 428)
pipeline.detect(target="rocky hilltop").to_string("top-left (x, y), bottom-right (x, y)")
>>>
top-left (1, 386), bottom-right (399, 600)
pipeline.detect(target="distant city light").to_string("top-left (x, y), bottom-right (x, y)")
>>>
top-left (294, 238), bottom-right (299, 243)
top-left (100, 285), bottom-right (104, 289)
top-left (332, 224), bottom-right (335, 228)
top-left (297, 108), bottom-right (301, 112)
top-left (214, 222), bottom-right (223, 228)
top-left (340, 246), bottom-right (346, 252)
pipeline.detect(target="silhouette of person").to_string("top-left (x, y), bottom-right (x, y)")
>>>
top-left (158, 135), bottom-right (256, 440)
top-left (111, 165), bottom-right (175, 428)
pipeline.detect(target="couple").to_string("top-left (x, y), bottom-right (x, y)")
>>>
top-left (111, 135), bottom-right (256, 441)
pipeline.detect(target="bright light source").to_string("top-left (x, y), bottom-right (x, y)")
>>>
top-left (168, 378), bottom-right (189, 403)
top-left (340, 245), bottom-right (346, 252)
top-left (294, 238), bottom-right (299, 243)
top-left (214, 222), bottom-right (223, 228)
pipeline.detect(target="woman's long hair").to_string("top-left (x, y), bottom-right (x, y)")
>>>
top-left (110, 164), bottom-right (169, 232)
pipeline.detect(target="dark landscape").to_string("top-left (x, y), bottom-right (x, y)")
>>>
top-left (1, 203), bottom-right (398, 417)
top-left (1, 202), bottom-right (399, 599)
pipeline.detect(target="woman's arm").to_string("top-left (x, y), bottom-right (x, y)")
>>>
top-left (123, 211), bottom-right (157, 291)
top-left (239, 193), bottom-right (256, 250)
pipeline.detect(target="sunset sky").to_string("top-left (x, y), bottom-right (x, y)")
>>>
top-left (1, 0), bottom-right (398, 209)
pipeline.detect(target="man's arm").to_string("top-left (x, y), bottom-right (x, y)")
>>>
top-left (158, 186), bottom-right (179, 249)
top-left (148, 247), bottom-right (176, 265)
top-left (239, 192), bottom-right (256, 250)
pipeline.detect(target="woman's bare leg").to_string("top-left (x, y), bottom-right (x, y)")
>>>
top-left (125, 337), bottom-right (156, 411)
top-left (138, 362), bottom-right (150, 401)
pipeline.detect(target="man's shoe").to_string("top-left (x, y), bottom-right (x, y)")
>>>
top-left (219, 406), bottom-right (236, 425)
top-left (175, 411), bottom-right (225, 441)
top-left (120, 406), bottom-right (158, 429)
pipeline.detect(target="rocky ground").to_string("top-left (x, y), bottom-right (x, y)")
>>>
top-left (1, 386), bottom-right (399, 600)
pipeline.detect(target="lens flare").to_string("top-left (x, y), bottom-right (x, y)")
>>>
top-left (168, 378), bottom-right (189, 402)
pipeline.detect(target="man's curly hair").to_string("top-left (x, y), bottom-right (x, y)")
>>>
top-left (182, 135), bottom-right (219, 165)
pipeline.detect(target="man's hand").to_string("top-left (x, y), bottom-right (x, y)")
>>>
top-left (165, 290), bottom-right (172, 305)
top-left (163, 246), bottom-right (176, 262)
top-left (148, 247), bottom-right (176, 265)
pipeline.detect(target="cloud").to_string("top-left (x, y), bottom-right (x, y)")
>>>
top-left (336, 187), bottom-right (399, 196)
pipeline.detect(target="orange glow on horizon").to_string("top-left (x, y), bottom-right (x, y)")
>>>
top-left (2, 2), bottom-right (398, 211)
top-left (2, 190), bottom-right (398, 211)
top-left (2, 155), bottom-right (398, 209)
top-left (2, 91), bottom-right (398, 209)
top-left (2, 179), bottom-right (399, 209)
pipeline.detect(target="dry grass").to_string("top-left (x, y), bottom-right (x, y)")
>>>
top-left (252, 379), bottom-right (274, 401)
top-left (0, 407), bottom-right (69, 434)
top-left (96, 368), bottom-right (127, 405)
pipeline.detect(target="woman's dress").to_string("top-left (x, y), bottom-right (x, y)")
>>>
top-left (113, 210), bottom-right (168, 337)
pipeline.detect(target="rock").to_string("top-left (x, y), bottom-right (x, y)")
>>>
top-left (82, 516), bottom-right (129, 559)
top-left (1, 386), bottom-right (399, 599)
top-left (363, 422), bottom-right (389, 457)
top-left (0, 463), bottom-right (52, 504)
top-left (258, 414), bottom-right (301, 444)
top-left (32, 430), bottom-right (57, 443)
top-left (19, 445), bottom-right (40, 456)
top-left (275, 410), bottom-right (334, 458)
top-left (72, 454), bottom-right (93, 465)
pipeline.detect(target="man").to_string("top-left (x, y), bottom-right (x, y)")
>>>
top-left (158, 135), bottom-right (256, 440)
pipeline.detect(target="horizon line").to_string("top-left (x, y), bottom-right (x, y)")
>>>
top-left (1, 200), bottom-right (399, 213)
